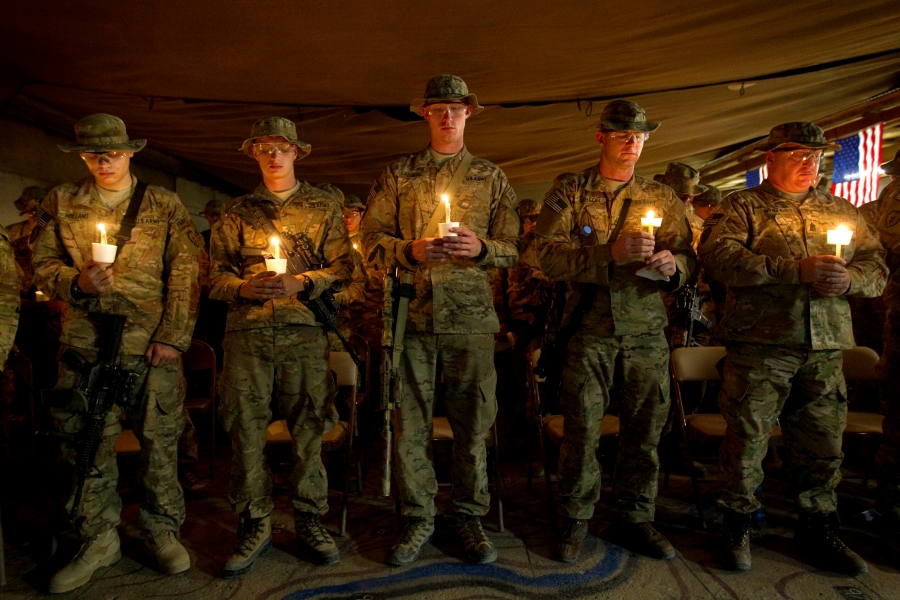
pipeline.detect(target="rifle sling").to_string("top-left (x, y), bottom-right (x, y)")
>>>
top-left (391, 272), bottom-right (414, 366)
top-left (114, 181), bottom-right (148, 264)
top-left (422, 149), bottom-right (474, 239)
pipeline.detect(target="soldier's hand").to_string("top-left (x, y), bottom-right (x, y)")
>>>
top-left (410, 238), bottom-right (448, 263)
top-left (442, 227), bottom-right (483, 259)
top-left (268, 273), bottom-right (307, 298)
top-left (77, 261), bottom-right (114, 294)
top-left (144, 342), bottom-right (180, 368)
top-left (644, 249), bottom-right (677, 277)
top-left (239, 271), bottom-right (281, 301)
top-left (812, 272), bottom-right (851, 297)
top-left (611, 232), bottom-right (655, 261)
top-left (799, 255), bottom-right (847, 283)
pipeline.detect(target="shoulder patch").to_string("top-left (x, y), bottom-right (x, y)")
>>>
top-left (703, 215), bottom-right (723, 228)
top-left (187, 229), bottom-right (204, 249)
top-left (544, 193), bottom-right (568, 214)
top-left (367, 181), bottom-right (383, 206)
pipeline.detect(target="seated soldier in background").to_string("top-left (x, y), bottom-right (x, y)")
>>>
top-left (654, 162), bottom-right (707, 246)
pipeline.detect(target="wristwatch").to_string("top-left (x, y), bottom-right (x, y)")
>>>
top-left (70, 278), bottom-right (93, 300)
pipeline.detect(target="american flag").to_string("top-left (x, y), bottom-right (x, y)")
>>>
top-left (745, 165), bottom-right (768, 188)
top-left (831, 124), bottom-right (883, 207)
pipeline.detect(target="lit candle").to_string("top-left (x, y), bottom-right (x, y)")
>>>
top-left (270, 236), bottom-right (280, 260)
top-left (826, 224), bottom-right (853, 259)
top-left (97, 223), bottom-right (106, 244)
top-left (442, 193), bottom-right (451, 224)
top-left (352, 242), bottom-right (358, 250)
top-left (92, 223), bottom-right (116, 264)
top-left (641, 210), bottom-right (662, 235)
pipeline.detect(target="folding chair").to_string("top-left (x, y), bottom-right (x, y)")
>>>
top-left (182, 339), bottom-right (218, 479)
top-left (840, 346), bottom-right (883, 485)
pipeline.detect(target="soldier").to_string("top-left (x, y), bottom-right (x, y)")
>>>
top-left (361, 74), bottom-right (519, 566)
top-left (0, 223), bottom-right (20, 366)
top-left (692, 185), bottom-right (722, 221)
top-left (201, 198), bottom-right (224, 250)
top-left (700, 122), bottom-right (886, 574)
top-left (536, 100), bottom-right (695, 563)
top-left (654, 162), bottom-right (707, 247)
top-left (875, 148), bottom-right (900, 556)
top-left (209, 117), bottom-right (353, 576)
top-left (8, 186), bottom-right (49, 295)
top-left (32, 113), bottom-right (201, 592)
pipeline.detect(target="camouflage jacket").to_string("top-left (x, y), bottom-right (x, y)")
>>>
top-left (31, 177), bottom-right (201, 355)
top-left (876, 178), bottom-right (900, 354)
top-left (699, 180), bottom-right (887, 349)
top-left (361, 146), bottom-right (520, 334)
top-left (0, 226), bottom-right (20, 366)
top-left (8, 220), bottom-right (34, 294)
top-left (334, 231), bottom-right (369, 308)
top-left (208, 182), bottom-right (353, 332)
top-left (338, 231), bottom-right (384, 325)
top-left (508, 231), bottom-right (553, 325)
top-left (537, 167), bottom-right (696, 337)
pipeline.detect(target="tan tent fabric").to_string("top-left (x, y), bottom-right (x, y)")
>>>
top-left (1, 2), bottom-right (898, 190)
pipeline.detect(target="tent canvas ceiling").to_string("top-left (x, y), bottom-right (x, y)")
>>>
top-left (1, 1), bottom-right (899, 193)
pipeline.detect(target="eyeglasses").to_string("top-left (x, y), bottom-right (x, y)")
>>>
top-left (603, 130), bottom-right (649, 142)
top-left (79, 151), bottom-right (129, 163)
top-left (425, 104), bottom-right (468, 118)
top-left (253, 143), bottom-right (297, 156)
top-left (772, 148), bottom-right (824, 163)
top-left (343, 210), bottom-right (363, 218)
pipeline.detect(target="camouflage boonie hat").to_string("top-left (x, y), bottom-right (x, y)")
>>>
top-left (14, 186), bottom-right (49, 213)
top-left (598, 100), bottom-right (660, 133)
top-left (758, 122), bottom-right (841, 152)
top-left (203, 198), bottom-right (224, 217)
top-left (58, 113), bottom-right (147, 153)
top-left (654, 162), bottom-right (707, 197)
top-left (316, 183), bottom-right (344, 206)
top-left (692, 184), bottom-right (722, 207)
top-left (518, 199), bottom-right (540, 218)
top-left (410, 74), bottom-right (484, 115)
top-left (881, 148), bottom-right (900, 176)
top-left (240, 117), bottom-right (311, 160)
top-left (342, 194), bottom-right (365, 213)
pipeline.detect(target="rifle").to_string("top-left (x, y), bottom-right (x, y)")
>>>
top-left (39, 312), bottom-right (137, 519)
top-left (379, 269), bottom-right (414, 497)
top-left (240, 198), bottom-right (361, 370)
top-left (672, 274), bottom-right (713, 348)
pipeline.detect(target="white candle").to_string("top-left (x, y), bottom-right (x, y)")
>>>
top-left (92, 223), bottom-right (116, 264)
top-left (827, 224), bottom-right (853, 259)
top-left (270, 236), bottom-right (281, 260)
top-left (641, 210), bottom-right (663, 235)
top-left (97, 223), bottom-right (106, 244)
top-left (442, 193), bottom-right (451, 224)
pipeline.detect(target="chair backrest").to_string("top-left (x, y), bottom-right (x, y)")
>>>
top-left (530, 348), bottom-right (546, 383)
top-left (842, 346), bottom-right (879, 381)
top-left (671, 346), bottom-right (727, 382)
top-left (183, 339), bottom-right (216, 372)
top-left (329, 351), bottom-right (358, 387)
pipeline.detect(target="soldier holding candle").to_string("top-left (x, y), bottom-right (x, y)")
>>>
top-left (699, 122), bottom-right (887, 574)
top-left (361, 75), bottom-right (520, 566)
top-left (535, 100), bottom-right (695, 562)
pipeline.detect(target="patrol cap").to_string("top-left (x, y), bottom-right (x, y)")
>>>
top-left (342, 194), bottom-right (365, 212)
top-left (14, 186), bottom-right (49, 214)
top-left (410, 74), bottom-right (484, 115)
top-left (881, 148), bottom-right (900, 176)
top-left (240, 117), bottom-right (311, 160)
top-left (653, 162), bottom-right (707, 197)
top-left (598, 100), bottom-right (660, 133)
top-left (316, 183), bottom-right (344, 206)
top-left (692, 184), bottom-right (722, 208)
top-left (203, 198), bottom-right (224, 217)
top-left (58, 113), bottom-right (147, 153)
top-left (758, 122), bottom-right (841, 152)
top-left (518, 199), bottom-right (540, 218)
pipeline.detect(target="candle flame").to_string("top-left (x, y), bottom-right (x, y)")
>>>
top-left (837, 224), bottom-right (847, 232)
top-left (646, 210), bottom-right (655, 219)
top-left (270, 236), bottom-right (280, 260)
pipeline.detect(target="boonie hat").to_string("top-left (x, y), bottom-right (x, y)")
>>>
top-left (316, 183), bottom-right (344, 206)
top-left (203, 198), bottom-right (224, 217)
top-left (654, 162), bottom-right (707, 197)
top-left (342, 194), bottom-right (365, 212)
top-left (58, 113), bottom-right (147, 153)
top-left (518, 199), bottom-right (540, 218)
top-left (410, 74), bottom-right (484, 115)
top-left (240, 117), bottom-right (311, 160)
top-left (758, 122), bottom-right (841, 152)
top-left (692, 185), bottom-right (722, 208)
top-left (14, 186), bottom-right (49, 214)
top-left (598, 100), bottom-right (660, 133)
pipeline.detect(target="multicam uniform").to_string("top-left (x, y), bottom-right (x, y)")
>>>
top-left (209, 183), bottom-right (352, 519)
top-left (700, 180), bottom-right (887, 515)
top-left (9, 220), bottom-right (34, 294)
top-left (875, 177), bottom-right (900, 525)
top-left (0, 226), bottom-right (20, 365)
top-left (537, 168), bottom-right (695, 522)
top-left (31, 177), bottom-right (201, 539)
top-left (361, 146), bottom-right (519, 518)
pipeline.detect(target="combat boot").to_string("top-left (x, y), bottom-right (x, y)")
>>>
top-left (610, 522), bottom-right (676, 560)
top-left (454, 514), bottom-right (498, 564)
top-left (49, 528), bottom-right (121, 594)
top-left (794, 511), bottom-right (868, 575)
top-left (145, 530), bottom-right (191, 574)
top-left (387, 517), bottom-right (435, 566)
top-left (720, 509), bottom-right (752, 571)
top-left (222, 516), bottom-right (273, 579)
top-left (553, 518), bottom-right (588, 563)
top-left (295, 512), bottom-right (340, 565)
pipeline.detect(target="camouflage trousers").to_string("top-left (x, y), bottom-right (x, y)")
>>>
top-left (877, 350), bottom-right (900, 524)
top-left (556, 331), bottom-right (670, 523)
top-left (717, 344), bottom-right (846, 515)
top-left (178, 408), bottom-right (199, 464)
top-left (395, 332), bottom-right (497, 519)
top-left (51, 345), bottom-right (186, 540)
top-left (219, 326), bottom-right (338, 519)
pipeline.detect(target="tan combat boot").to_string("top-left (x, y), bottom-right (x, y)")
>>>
top-left (49, 528), bottom-right (121, 594)
top-left (295, 512), bottom-right (340, 565)
top-left (222, 516), bottom-right (273, 579)
top-left (145, 530), bottom-right (191, 574)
